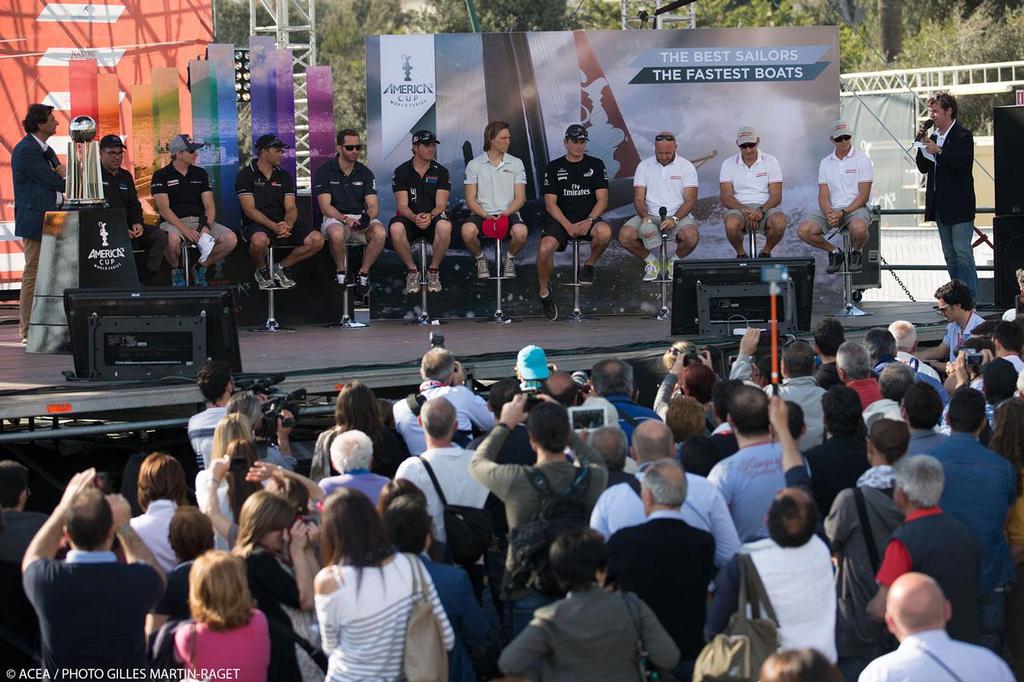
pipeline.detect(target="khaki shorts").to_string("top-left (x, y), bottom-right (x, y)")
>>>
top-left (803, 206), bottom-right (871, 233)
top-left (624, 213), bottom-right (696, 243)
top-left (159, 216), bottom-right (233, 241)
top-left (321, 215), bottom-right (383, 244)
top-left (724, 205), bottom-right (784, 231)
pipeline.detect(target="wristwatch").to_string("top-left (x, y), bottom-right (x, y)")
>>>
top-left (757, 206), bottom-right (766, 213)
top-left (588, 216), bottom-right (598, 224)
top-left (668, 215), bottom-right (679, 224)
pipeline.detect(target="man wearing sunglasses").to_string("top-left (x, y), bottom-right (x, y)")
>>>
top-left (98, 135), bottom-right (169, 284)
top-left (915, 279), bottom-right (984, 366)
top-left (388, 130), bottom-right (453, 295)
top-left (719, 127), bottom-right (786, 259)
top-left (796, 120), bottom-right (873, 275)
top-left (619, 132), bottom-right (700, 282)
top-left (313, 129), bottom-right (386, 297)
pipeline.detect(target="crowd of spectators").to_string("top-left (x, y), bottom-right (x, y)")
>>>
top-left (2, 277), bottom-right (1023, 681)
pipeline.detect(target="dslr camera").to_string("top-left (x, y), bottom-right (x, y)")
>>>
top-left (257, 387), bottom-right (306, 444)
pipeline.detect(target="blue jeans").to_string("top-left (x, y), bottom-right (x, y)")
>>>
top-left (936, 219), bottom-right (977, 298)
top-left (509, 590), bottom-right (556, 641)
top-left (979, 588), bottom-right (1006, 655)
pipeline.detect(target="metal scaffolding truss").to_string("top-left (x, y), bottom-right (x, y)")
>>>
top-left (250, 0), bottom-right (318, 187)
top-left (620, 0), bottom-right (696, 30)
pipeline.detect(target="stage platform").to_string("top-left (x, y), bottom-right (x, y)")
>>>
top-left (0, 300), bottom-right (974, 424)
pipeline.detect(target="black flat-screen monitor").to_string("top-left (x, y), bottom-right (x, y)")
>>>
top-left (670, 258), bottom-right (816, 335)
top-left (64, 287), bottom-right (242, 379)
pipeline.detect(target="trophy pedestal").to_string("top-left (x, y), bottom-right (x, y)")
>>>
top-left (27, 208), bottom-right (138, 354)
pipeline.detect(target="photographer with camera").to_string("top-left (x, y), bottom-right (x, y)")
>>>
top-left (654, 342), bottom-right (713, 420)
top-left (393, 347), bottom-right (494, 456)
top-left (188, 360), bottom-right (234, 469)
top-left (591, 358), bottom-right (661, 445)
top-left (227, 391), bottom-right (298, 471)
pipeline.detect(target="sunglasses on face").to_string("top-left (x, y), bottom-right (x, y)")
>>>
top-left (935, 305), bottom-right (950, 313)
top-left (833, 135), bottom-right (852, 142)
top-left (655, 134), bottom-right (675, 142)
top-left (739, 143), bottom-right (757, 149)
top-left (342, 144), bottom-right (363, 151)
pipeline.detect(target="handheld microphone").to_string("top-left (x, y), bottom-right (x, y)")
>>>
top-left (659, 206), bottom-right (667, 221)
top-left (915, 118), bottom-right (934, 142)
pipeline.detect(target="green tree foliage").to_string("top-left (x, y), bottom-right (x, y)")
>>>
top-left (416, 0), bottom-right (568, 33)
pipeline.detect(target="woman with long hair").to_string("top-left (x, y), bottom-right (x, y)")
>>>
top-left (234, 491), bottom-right (320, 682)
top-left (990, 399), bottom-right (1024, 677)
top-left (130, 452), bottom-right (189, 573)
top-left (311, 381), bottom-right (410, 480)
top-left (197, 437), bottom-right (261, 548)
top-left (174, 550), bottom-right (270, 681)
top-left (314, 487), bottom-right (453, 681)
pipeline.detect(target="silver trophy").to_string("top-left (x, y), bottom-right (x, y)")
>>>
top-left (65, 115), bottom-right (105, 208)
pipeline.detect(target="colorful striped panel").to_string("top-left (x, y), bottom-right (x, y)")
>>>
top-left (129, 84), bottom-right (156, 222)
top-left (249, 36), bottom-right (276, 154)
top-left (69, 59), bottom-right (99, 122)
top-left (96, 73), bottom-right (120, 137)
top-left (152, 67), bottom-right (180, 162)
top-left (274, 48), bottom-right (296, 179)
top-left (306, 65), bottom-right (334, 225)
top-left (207, 46), bottom-right (241, 230)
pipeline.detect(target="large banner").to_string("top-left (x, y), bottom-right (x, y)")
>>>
top-left (365, 27), bottom-right (849, 319)
top-left (0, 0), bottom-right (213, 290)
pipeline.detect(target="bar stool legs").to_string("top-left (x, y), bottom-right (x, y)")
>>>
top-left (645, 233), bottom-right (672, 321)
top-left (834, 230), bottom-right (870, 318)
top-left (251, 246), bottom-right (295, 332)
top-left (566, 239), bottom-right (594, 322)
top-left (480, 238), bottom-right (512, 324)
top-left (180, 243), bottom-right (194, 286)
top-left (406, 239), bottom-right (439, 326)
top-left (327, 240), bottom-right (367, 329)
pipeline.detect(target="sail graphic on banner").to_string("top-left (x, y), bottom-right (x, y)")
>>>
top-left (573, 32), bottom-right (640, 180)
top-left (379, 34), bottom-right (435, 158)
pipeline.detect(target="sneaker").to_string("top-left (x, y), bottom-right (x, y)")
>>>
top-left (736, 252), bottom-right (750, 259)
top-left (580, 264), bottom-right (594, 285)
top-left (642, 260), bottom-right (659, 282)
top-left (192, 265), bottom-right (209, 288)
top-left (355, 273), bottom-right (370, 297)
top-left (426, 268), bottom-right (442, 293)
top-left (475, 256), bottom-right (490, 279)
top-left (404, 269), bottom-right (421, 295)
top-left (848, 250), bottom-right (863, 273)
top-left (826, 249), bottom-right (845, 275)
top-left (503, 256), bottom-right (516, 279)
top-left (197, 232), bottom-right (215, 264)
top-left (171, 267), bottom-right (187, 287)
top-left (540, 291), bottom-right (558, 321)
top-left (334, 271), bottom-right (348, 289)
top-left (255, 268), bottom-right (274, 290)
top-left (757, 251), bottom-right (772, 259)
top-left (273, 264), bottom-right (296, 289)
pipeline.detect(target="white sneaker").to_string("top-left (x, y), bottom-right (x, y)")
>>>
top-left (503, 257), bottom-right (516, 279)
top-left (475, 257), bottom-right (490, 279)
top-left (197, 232), bottom-right (215, 264)
top-left (642, 260), bottom-right (659, 282)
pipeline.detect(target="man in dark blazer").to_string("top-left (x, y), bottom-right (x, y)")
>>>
top-left (916, 91), bottom-right (977, 298)
top-left (606, 459), bottom-right (715, 681)
top-left (12, 104), bottom-right (65, 343)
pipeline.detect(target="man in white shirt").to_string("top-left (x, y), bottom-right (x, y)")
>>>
top-left (618, 132), bottom-right (700, 282)
top-left (888, 320), bottom-right (942, 382)
top-left (719, 127), bottom-right (786, 259)
top-left (187, 360), bottom-right (234, 469)
top-left (460, 121), bottom-right (529, 280)
top-left (797, 119), bottom-right (874, 275)
top-left (859, 572), bottom-right (1014, 682)
top-left (394, 398), bottom-right (488, 545)
top-left (990, 320), bottom-right (1024, 373)
top-left (393, 347), bottom-right (494, 456)
top-left (916, 279), bottom-right (986, 366)
top-left (590, 420), bottom-right (740, 568)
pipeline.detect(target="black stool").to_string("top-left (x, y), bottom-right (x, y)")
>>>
top-left (327, 237), bottom-right (367, 329)
top-left (251, 243), bottom-right (296, 332)
top-left (179, 242), bottom-right (199, 285)
top-left (565, 238), bottom-right (594, 322)
top-left (829, 228), bottom-right (869, 318)
top-left (406, 237), bottom-right (440, 326)
top-left (645, 232), bottom-right (672, 321)
top-left (479, 236), bottom-right (513, 324)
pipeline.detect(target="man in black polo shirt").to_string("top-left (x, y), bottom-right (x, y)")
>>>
top-left (151, 134), bottom-right (237, 287)
top-left (388, 130), bottom-right (453, 295)
top-left (98, 134), bottom-right (169, 284)
top-left (313, 129), bottom-right (385, 296)
top-left (537, 125), bottom-right (612, 320)
top-left (237, 134), bottom-right (324, 289)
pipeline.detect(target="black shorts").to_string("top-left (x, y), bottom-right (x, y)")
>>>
top-left (389, 214), bottom-right (449, 243)
top-left (242, 221), bottom-right (312, 246)
top-left (541, 218), bottom-right (604, 252)
top-left (462, 212), bottom-right (527, 235)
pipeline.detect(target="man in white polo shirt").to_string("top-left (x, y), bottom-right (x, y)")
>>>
top-left (719, 126), bottom-right (786, 259)
top-left (461, 121), bottom-right (529, 280)
top-left (797, 119), bottom-right (874, 275)
top-left (619, 131), bottom-right (700, 282)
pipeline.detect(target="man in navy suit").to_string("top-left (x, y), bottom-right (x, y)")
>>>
top-left (916, 92), bottom-right (977, 298)
top-left (12, 104), bottom-right (66, 344)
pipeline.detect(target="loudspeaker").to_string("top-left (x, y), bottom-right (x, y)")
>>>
top-left (994, 106), bottom-right (1024, 216)
top-left (994, 215), bottom-right (1024, 308)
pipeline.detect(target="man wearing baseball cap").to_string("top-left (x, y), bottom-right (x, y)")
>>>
top-left (236, 134), bottom-right (323, 290)
top-left (719, 127), bottom-right (787, 259)
top-left (516, 344), bottom-right (551, 392)
top-left (461, 121), bottom-right (530, 280)
top-left (797, 120), bottom-right (874, 275)
top-left (98, 134), bottom-right (169, 283)
top-left (536, 125), bottom-right (613, 321)
top-left (151, 134), bottom-right (237, 286)
top-left (388, 130), bottom-right (453, 295)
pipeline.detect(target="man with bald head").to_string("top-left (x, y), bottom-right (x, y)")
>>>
top-left (618, 132), bottom-right (700, 282)
top-left (888, 320), bottom-right (941, 382)
top-left (607, 459), bottom-right (715, 678)
top-left (591, 420), bottom-right (740, 567)
top-left (859, 573), bottom-right (1014, 681)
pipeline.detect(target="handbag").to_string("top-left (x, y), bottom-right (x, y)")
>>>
top-left (418, 457), bottom-right (493, 567)
top-left (403, 553), bottom-right (449, 682)
top-left (693, 554), bottom-right (780, 682)
top-left (621, 591), bottom-right (678, 682)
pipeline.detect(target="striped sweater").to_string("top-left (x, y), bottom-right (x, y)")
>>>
top-left (315, 553), bottom-right (454, 681)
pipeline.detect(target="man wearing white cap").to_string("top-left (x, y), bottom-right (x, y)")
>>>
top-left (619, 132), bottom-right (700, 282)
top-left (796, 120), bottom-right (873, 275)
top-left (719, 127), bottom-right (786, 259)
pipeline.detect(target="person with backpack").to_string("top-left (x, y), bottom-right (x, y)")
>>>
top-left (469, 394), bottom-right (608, 639)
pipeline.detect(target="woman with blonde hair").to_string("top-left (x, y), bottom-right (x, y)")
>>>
top-left (174, 550), bottom-right (270, 681)
top-left (234, 491), bottom-right (321, 681)
top-left (130, 452), bottom-right (189, 573)
top-left (197, 437), bottom-right (261, 548)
